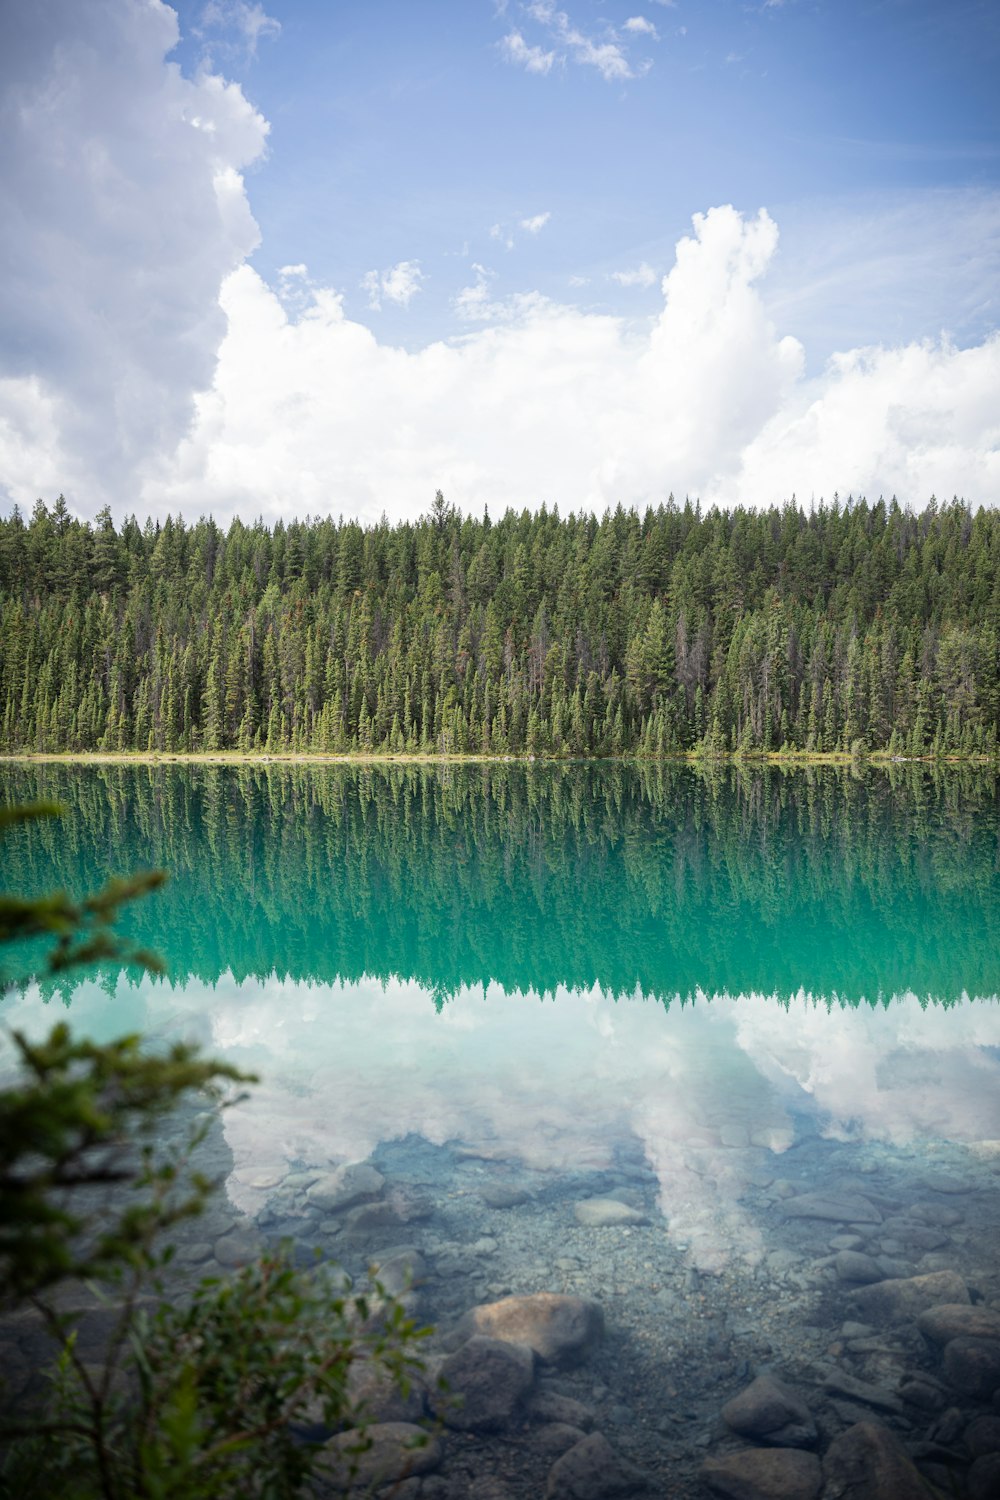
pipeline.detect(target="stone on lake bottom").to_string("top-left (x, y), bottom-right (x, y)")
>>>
top-left (721, 1374), bottom-right (817, 1449)
top-left (701, 1447), bottom-right (822, 1500)
top-left (451, 1292), bottom-right (604, 1367)
top-left (544, 1432), bottom-right (645, 1499)
top-left (783, 1191), bottom-right (882, 1224)
top-left (834, 1251), bottom-right (884, 1285)
top-left (917, 1302), bottom-right (1000, 1345)
top-left (320, 1421), bottom-right (441, 1490)
top-left (820, 1420), bottom-right (928, 1500)
top-left (306, 1162), bottom-right (384, 1213)
top-left (573, 1198), bottom-right (647, 1228)
top-left (437, 1335), bottom-right (534, 1430)
top-left (942, 1337), bottom-right (1000, 1399)
top-left (850, 1270), bottom-right (969, 1323)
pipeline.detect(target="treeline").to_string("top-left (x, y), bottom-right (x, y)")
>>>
top-left (4, 761), bottom-right (999, 1004)
top-left (2, 492), bottom-right (1000, 757)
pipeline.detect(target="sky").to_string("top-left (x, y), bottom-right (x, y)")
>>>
top-left (1, 0), bottom-right (998, 526)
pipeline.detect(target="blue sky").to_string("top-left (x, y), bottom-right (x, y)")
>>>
top-left (1, 1), bottom-right (998, 522)
top-left (163, 0), bottom-right (1000, 356)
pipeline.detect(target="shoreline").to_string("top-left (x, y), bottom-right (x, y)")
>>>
top-left (1, 750), bottom-right (996, 768)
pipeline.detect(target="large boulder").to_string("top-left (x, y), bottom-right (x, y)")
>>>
top-left (850, 1271), bottom-right (969, 1324)
top-left (544, 1432), bottom-right (646, 1499)
top-left (820, 1421), bottom-right (927, 1500)
top-left (320, 1421), bottom-right (441, 1491)
top-left (450, 1293), bottom-right (604, 1367)
top-left (701, 1448), bottom-right (822, 1500)
top-left (942, 1337), bottom-right (1000, 1399)
top-left (917, 1302), bottom-right (1000, 1346)
top-left (721, 1374), bottom-right (817, 1449)
top-left (437, 1335), bottom-right (535, 1430)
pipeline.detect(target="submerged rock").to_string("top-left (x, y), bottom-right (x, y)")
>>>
top-left (820, 1420), bottom-right (927, 1500)
top-left (918, 1302), bottom-right (1000, 1345)
top-left (544, 1432), bottom-right (645, 1499)
top-left (834, 1251), bottom-right (884, 1285)
top-left (942, 1337), bottom-right (1000, 1399)
top-left (437, 1335), bottom-right (535, 1430)
top-left (450, 1292), bottom-right (604, 1367)
top-left (721, 1374), bottom-right (817, 1449)
top-left (783, 1192), bottom-right (882, 1224)
top-left (307, 1162), bottom-right (384, 1213)
top-left (701, 1447), bottom-right (822, 1500)
top-left (320, 1421), bottom-right (441, 1490)
top-left (573, 1198), bottom-right (647, 1228)
top-left (850, 1270), bottom-right (969, 1323)
top-left (480, 1183), bottom-right (531, 1208)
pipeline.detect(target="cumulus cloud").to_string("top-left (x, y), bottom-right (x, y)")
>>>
top-left (360, 260), bottom-right (425, 311)
top-left (520, 211), bottom-right (552, 234)
top-left (611, 261), bottom-right (658, 287)
top-left (0, 0), bottom-right (267, 509)
top-left (137, 203), bottom-right (998, 524)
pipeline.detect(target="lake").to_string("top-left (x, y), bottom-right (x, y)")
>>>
top-left (3, 760), bottom-right (1000, 1497)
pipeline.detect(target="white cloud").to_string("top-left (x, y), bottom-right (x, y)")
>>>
top-left (361, 261), bottom-right (425, 312)
top-left (499, 29), bottom-right (557, 74)
top-left (504, 4), bottom-right (649, 83)
top-left (132, 204), bottom-right (999, 526)
top-left (520, 211), bottom-right (552, 234)
top-left (611, 261), bottom-right (658, 288)
top-left (0, 0), bottom-right (267, 510)
top-left (624, 17), bottom-right (659, 38)
top-left (197, 1), bottom-right (281, 59)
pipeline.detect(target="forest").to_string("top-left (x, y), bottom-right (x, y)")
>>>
top-left (1, 492), bottom-right (998, 758)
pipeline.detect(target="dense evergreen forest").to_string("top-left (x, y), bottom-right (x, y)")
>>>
top-left (2, 492), bottom-right (999, 757)
top-left (4, 761), bottom-right (998, 1005)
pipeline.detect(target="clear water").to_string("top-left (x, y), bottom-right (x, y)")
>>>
top-left (3, 761), bottom-right (1000, 1490)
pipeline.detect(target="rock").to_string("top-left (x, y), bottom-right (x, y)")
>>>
top-left (307, 1163), bottom-right (385, 1213)
top-left (851, 1271), bottom-right (969, 1323)
top-left (527, 1390), bottom-right (597, 1430)
top-left (942, 1337), bottom-right (1000, 1399)
top-left (437, 1336), bottom-right (534, 1430)
top-left (918, 1302), bottom-right (1000, 1345)
top-left (969, 1454), bottom-right (1000, 1500)
top-left (820, 1420), bottom-right (927, 1500)
top-left (370, 1250), bottom-right (426, 1298)
top-left (910, 1202), bottom-right (963, 1227)
top-left (821, 1372), bottom-right (903, 1415)
top-left (530, 1422), bottom-right (589, 1458)
top-left (480, 1184), bottom-right (530, 1209)
top-left (918, 1173), bottom-right (971, 1194)
top-left (701, 1448), bottom-right (822, 1500)
top-left (342, 1200), bottom-right (404, 1235)
top-left (877, 1218), bottom-right (950, 1251)
top-left (320, 1421), bottom-right (441, 1490)
top-left (965, 1414), bottom-right (1000, 1457)
top-left (830, 1236), bottom-right (866, 1252)
top-left (574, 1199), bottom-right (647, 1228)
top-left (834, 1252), bottom-right (884, 1285)
top-left (451, 1293), bottom-right (604, 1367)
top-left (897, 1374), bottom-right (947, 1412)
top-left (721, 1374), bottom-right (817, 1449)
top-left (346, 1358), bottom-right (428, 1425)
top-left (544, 1432), bottom-right (645, 1499)
top-left (213, 1229), bottom-right (260, 1268)
top-left (840, 1322), bottom-right (874, 1339)
top-left (783, 1192), bottom-right (882, 1224)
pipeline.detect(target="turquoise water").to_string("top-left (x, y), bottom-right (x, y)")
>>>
top-left (3, 762), bottom-right (1000, 1490)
